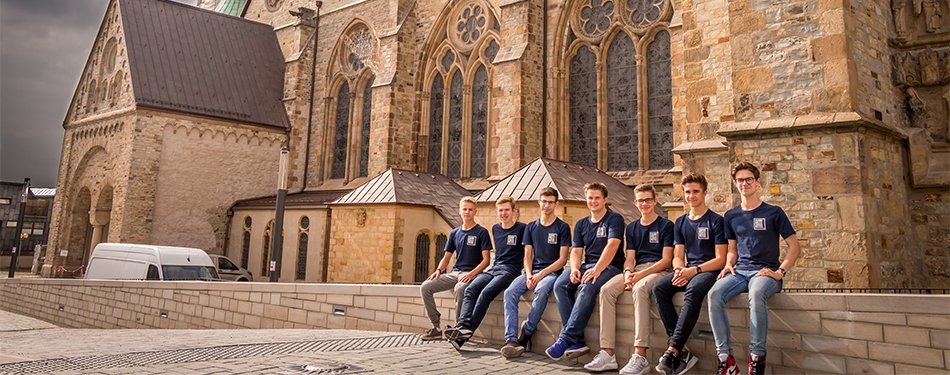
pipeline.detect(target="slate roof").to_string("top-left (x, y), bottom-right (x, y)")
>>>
top-left (29, 188), bottom-right (56, 198)
top-left (475, 158), bottom-right (641, 221)
top-left (119, 0), bottom-right (289, 128)
top-left (232, 190), bottom-right (350, 209)
top-left (214, 0), bottom-right (249, 16)
top-left (332, 169), bottom-right (472, 227)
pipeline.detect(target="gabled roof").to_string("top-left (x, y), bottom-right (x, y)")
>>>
top-left (118, 0), bottom-right (289, 128)
top-left (475, 158), bottom-right (641, 221)
top-left (232, 190), bottom-right (350, 209)
top-left (332, 169), bottom-right (471, 227)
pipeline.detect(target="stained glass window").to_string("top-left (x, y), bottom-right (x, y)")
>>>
top-left (470, 65), bottom-right (489, 178)
top-left (261, 232), bottom-right (271, 277)
top-left (442, 50), bottom-right (455, 72)
top-left (447, 70), bottom-right (464, 179)
top-left (359, 76), bottom-right (374, 177)
top-left (296, 233), bottom-right (308, 280)
top-left (569, 47), bottom-right (598, 167)
top-left (414, 233), bottom-right (430, 282)
top-left (606, 31), bottom-right (638, 171)
top-left (331, 83), bottom-right (350, 179)
top-left (485, 40), bottom-right (500, 62)
top-left (428, 75), bottom-right (445, 173)
top-left (435, 234), bottom-right (448, 265)
top-left (647, 30), bottom-right (673, 170)
top-left (241, 231), bottom-right (250, 268)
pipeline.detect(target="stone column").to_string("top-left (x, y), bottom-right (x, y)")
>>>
top-left (88, 208), bottom-right (111, 256)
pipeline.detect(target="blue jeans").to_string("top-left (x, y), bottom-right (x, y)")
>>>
top-left (553, 263), bottom-right (622, 344)
top-left (653, 271), bottom-right (718, 351)
top-left (456, 266), bottom-right (520, 331)
top-left (708, 270), bottom-right (783, 357)
top-left (503, 269), bottom-right (560, 342)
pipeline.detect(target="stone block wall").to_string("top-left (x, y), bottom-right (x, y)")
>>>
top-left (1, 279), bottom-right (948, 374)
top-left (328, 205), bottom-right (399, 282)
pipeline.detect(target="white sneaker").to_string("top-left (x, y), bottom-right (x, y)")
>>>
top-left (584, 349), bottom-right (618, 371)
top-left (619, 353), bottom-right (649, 375)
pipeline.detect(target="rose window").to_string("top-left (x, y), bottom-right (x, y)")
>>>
top-left (456, 5), bottom-right (488, 45)
top-left (579, 0), bottom-right (614, 37)
top-left (626, 0), bottom-right (668, 29)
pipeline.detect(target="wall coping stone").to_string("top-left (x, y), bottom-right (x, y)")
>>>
top-left (717, 112), bottom-right (907, 140)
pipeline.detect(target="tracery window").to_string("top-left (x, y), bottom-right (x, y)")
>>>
top-left (563, 0), bottom-right (674, 172)
top-left (241, 216), bottom-right (252, 268)
top-left (423, 0), bottom-right (500, 179)
top-left (327, 23), bottom-right (378, 181)
top-left (296, 216), bottom-right (310, 280)
top-left (261, 220), bottom-right (274, 278)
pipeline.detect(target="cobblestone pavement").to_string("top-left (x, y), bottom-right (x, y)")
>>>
top-left (0, 310), bottom-right (587, 374)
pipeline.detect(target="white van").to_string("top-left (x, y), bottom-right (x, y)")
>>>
top-left (85, 243), bottom-right (219, 281)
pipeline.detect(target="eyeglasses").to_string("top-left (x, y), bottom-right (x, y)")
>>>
top-left (539, 199), bottom-right (557, 205)
top-left (635, 198), bottom-right (655, 204)
top-left (735, 177), bottom-right (757, 185)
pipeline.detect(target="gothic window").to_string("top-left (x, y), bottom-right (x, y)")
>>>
top-left (569, 47), bottom-right (598, 167)
top-left (326, 23), bottom-right (377, 181)
top-left (422, 0), bottom-right (499, 179)
top-left (241, 216), bottom-right (252, 268)
top-left (428, 75), bottom-right (445, 174)
top-left (297, 233), bottom-right (308, 280)
top-left (331, 83), bottom-right (350, 180)
top-left (447, 70), bottom-right (464, 179)
top-left (414, 233), bottom-right (430, 282)
top-left (359, 76), bottom-right (374, 178)
top-left (470, 65), bottom-right (489, 178)
top-left (434, 233), bottom-right (448, 265)
top-left (564, 0), bottom-right (674, 172)
top-left (261, 220), bottom-right (274, 278)
top-left (87, 80), bottom-right (98, 111)
top-left (606, 32), bottom-right (637, 171)
top-left (647, 30), bottom-right (673, 169)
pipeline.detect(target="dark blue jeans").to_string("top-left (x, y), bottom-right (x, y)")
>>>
top-left (553, 263), bottom-right (622, 344)
top-left (456, 265), bottom-right (521, 331)
top-left (652, 271), bottom-right (718, 351)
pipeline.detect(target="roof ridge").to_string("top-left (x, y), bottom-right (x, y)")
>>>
top-left (142, 0), bottom-right (269, 29)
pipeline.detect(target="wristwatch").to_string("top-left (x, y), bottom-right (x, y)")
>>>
top-left (624, 268), bottom-right (633, 274)
top-left (778, 268), bottom-right (787, 275)
top-left (695, 265), bottom-right (703, 273)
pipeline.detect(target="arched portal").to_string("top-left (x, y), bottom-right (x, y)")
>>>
top-left (64, 187), bottom-right (92, 274)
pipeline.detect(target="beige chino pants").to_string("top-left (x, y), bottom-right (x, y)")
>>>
top-left (598, 262), bottom-right (669, 349)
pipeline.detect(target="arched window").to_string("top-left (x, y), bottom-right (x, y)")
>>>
top-left (422, 1), bottom-right (499, 179)
top-left (261, 220), bottom-right (274, 278)
top-left (434, 233), bottom-right (448, 265)
top-left (241, 216), bottom-right (252, 268)
top-left (562, 0), bottom-right (674, 172)
top-left (297, 216), bottom-right (310, 280)
top-left (326, 23), bottom-right (378, 181)
top-left (414, 233), bottom-right (430, 282)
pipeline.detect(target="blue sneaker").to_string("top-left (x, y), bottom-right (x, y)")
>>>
top-left (564, 341), bottom-right (590, 360)
top-left (545, 337), bottom-right (571, 361)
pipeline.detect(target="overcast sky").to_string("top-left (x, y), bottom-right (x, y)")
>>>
top-left (0, 0), bottom-right (195, 188)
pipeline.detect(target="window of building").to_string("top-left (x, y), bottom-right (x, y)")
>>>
top-left (414, 232), bottom-right (430, 283)
top-left (423, 1), bottom-right (500, 179)
top-left (25, 199), bottom-right (50, 216)
top-left (241, 216), bottom-right (251, 268)
top-left (563, 0), bottom-right (674, 172)
top-left (327, 23), bottom-right (378, 181)
top-left (296, 216), bottom-right (309, 280)
top-left (261, 220), bottom-right (274, 278)
top-left (434, 233), bottom-right (448, 265)
top-left (0, 198), bottom-right (10, 205)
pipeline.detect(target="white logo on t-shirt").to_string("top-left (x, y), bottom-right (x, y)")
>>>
top-left (649, 231), bottom-right (659, 243)
top-left (507, 235), bottom-right (518, 245)
top-left (466, 235), bottom-right (477, 246)
top-left (596, 226), bottom-right (607, 238)
top-left (753, 218), bottom-right (766, 231)
top-left (698, 227), bottom-right (709, 240)
top-left (547, 233), bottom-right (558, 244)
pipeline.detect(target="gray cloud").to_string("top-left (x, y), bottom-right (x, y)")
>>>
top-left (0, 0), bottom-right (196, 187)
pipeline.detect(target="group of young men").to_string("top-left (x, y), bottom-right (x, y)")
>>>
top-left (419, 162), bottom-right (800, 375)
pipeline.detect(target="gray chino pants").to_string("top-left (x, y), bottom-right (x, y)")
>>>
top-left (420, 271), bottom-right (471, 326)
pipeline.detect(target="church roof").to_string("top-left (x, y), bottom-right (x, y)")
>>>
top-left (332, 169), bottom-right (471, 227)
top-left (232, 190), bottom-right (350, 209)
top-left (119, 0), bottom-right (289, 128)
top-left (475, 158), bottom-right (641, 221)
top-left (214, 0), bottom-right (249, 17)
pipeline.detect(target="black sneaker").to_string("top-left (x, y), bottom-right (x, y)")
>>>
top-left (674, 349), bottom-right (698, 375)
top-left (655, 350), bottom-right (680, 375)
top-left (516, 321), bottom-right (533, 350)
top-left (748, 354), bottom-right (766, 375)
top-left (500, 339), bottom-right (525, 358)
top-left (419, 327), bottom-right (442, 341)
top-left (450, 336), bottom-right (469, 351)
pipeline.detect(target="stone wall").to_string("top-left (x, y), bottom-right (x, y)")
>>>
top-left (1, 279), bottom-right (948, 374)
top-left (227, 207), bottom-right (330, 283)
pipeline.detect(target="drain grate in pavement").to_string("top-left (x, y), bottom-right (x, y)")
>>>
top-left (0, 334), bottom-right (429, 374)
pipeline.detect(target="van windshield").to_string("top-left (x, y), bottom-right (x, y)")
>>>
top-left (161, 265), bottom-right (219, 281)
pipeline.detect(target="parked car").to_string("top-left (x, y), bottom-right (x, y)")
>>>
top-left (208, 254), bottom-right (253, 282)
top-left (85, 243), bottom-right (219, 281)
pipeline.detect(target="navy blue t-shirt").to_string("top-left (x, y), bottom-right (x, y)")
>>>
top-left (572, 211), bottom-right (626, 270)
top-left (445, 224), bottom-right (492, 272)
top-left (523, 218), bottom-right (572, 270)
top-left (626, 216), bottom-right (674, 264)
top-left (674, 210), bottom-right (727, 266)
top-left (724, 202), bottom-right (796, 271)
top-left (492, 222), bottom-right (527, 270)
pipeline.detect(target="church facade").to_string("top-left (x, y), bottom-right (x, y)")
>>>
top-left (45, 0), bottom-right (950, 288)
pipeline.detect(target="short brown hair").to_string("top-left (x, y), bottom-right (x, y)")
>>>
top-left (539, 187), bottom-right (559, 201)
top-left (731, 162), bottom-right (761, 180)
top-left (496, 196), bottom-right (516, 210)
top-left (681, 173), bottom-right (708, 191)
top-left (633, 184), bottom-right (657, 199)
top-left (584, 182), bottom-right (609, 198)
top-left (459, 196), bottom-right (477, 207)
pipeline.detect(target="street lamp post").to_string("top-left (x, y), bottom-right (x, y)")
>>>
top-left (270, 147), bottom-right (290, 282)
top-left (8, 178), bottom-right (30, 278)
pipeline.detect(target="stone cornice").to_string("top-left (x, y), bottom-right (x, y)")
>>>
top-left (671, 137), bottom-right (728, 155)
top-left (717, 112), bottom-right (908, 140)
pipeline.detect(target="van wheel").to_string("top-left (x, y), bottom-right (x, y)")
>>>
top-left (237, 278), bottom-right (249, 282)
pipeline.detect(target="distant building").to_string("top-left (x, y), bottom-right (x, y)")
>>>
top-left (0, 182), bottom-right (55, 269)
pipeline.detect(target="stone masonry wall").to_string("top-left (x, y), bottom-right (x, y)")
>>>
top-left (1, 279), bottom-right (948, 374)
top-left (327, 205), bottom-right (399, 282)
